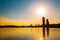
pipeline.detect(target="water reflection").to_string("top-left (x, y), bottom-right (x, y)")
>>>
top-left (0, 28), bottom-right (60, 40)
top-left (4, 35), bottom-right (37, 40)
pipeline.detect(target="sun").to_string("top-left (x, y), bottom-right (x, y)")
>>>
top-left (37, 7), bottom-right (45, 16)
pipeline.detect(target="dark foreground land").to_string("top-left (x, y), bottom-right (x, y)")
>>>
top-left (0, 23), bottom-right (60, 28)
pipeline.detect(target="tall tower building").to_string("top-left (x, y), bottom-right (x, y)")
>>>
top-left (42, 17), bottom-right (45, 38)
top-left (46, 19), bottom-right (49, 37)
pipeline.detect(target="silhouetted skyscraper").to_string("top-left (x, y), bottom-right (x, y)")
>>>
top-left (42, 17), bottom-right (45, 38)
top-left (46, 19), bottom-right (49, 37)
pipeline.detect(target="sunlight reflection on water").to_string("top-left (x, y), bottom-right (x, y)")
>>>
top-left (0, 28), bottom-right (60, 40)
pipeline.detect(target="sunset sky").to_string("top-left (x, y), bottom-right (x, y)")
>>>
top-left (0, 0), bottom-right (60, 25)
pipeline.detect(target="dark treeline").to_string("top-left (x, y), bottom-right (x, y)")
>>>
top-left (0, 23), bottom-right (60, 28)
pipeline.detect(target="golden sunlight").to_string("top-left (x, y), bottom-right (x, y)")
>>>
top-left (37, 7), bottom-right (45, 16)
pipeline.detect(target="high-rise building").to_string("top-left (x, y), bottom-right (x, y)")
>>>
top-left (42, 17), bottom-right (45, 38)
top-left (46, 19), bottom-right (49, 37)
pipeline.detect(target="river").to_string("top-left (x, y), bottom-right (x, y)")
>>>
top-left (0, 28), bottom-right (60, 40)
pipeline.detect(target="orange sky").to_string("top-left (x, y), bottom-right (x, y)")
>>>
top-left (0, 17), bottom-right (60, 26)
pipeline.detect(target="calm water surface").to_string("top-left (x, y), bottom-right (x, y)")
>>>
top-left (0, 27), bottom-right (60, 40)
